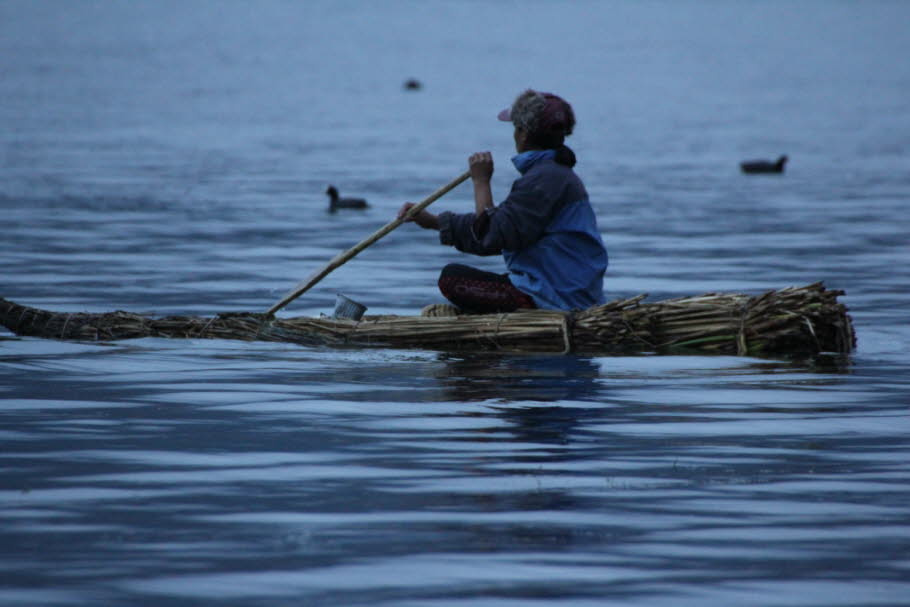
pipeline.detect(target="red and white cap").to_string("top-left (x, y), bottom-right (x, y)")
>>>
top-left (497, 90), bottom-right (575, 137)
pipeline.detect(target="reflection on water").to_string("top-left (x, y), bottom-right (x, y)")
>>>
top-left (437, 354), bottom-right (609, 447)
top-left (2, 335), bottom-right (909, 605)
top-left (437, 354), bottom-right (605, 402)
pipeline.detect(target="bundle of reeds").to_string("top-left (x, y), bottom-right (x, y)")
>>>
top-left (570, 282), bottom-right (855, 356)
top-left (0, 282), bottom-right (854, 357)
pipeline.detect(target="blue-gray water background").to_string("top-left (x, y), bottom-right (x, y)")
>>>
top-left (2, 1), bottom-right (909, 605)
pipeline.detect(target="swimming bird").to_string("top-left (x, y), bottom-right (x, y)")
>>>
top-left (403, 78), bottom-right (422, 91)
top-left (326, 185), bottom-right (369, 213)
top-left (740, 155), bottom-right (788, 174)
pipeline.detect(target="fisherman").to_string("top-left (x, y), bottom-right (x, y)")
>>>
top-left (397, 89), bottom-right (608, 313)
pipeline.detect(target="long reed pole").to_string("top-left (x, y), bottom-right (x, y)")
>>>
top-left (266, 170), bottom-right (471, 317)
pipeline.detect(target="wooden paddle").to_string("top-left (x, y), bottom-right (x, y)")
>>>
top-left (266, 170), bottom-right (471, 317)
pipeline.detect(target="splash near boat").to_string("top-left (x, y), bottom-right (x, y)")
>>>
top-left (1, 283), bottom-right (855, 357)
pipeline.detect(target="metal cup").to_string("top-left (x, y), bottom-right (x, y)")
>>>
top-left (333, 293), bottom-right (367, 320)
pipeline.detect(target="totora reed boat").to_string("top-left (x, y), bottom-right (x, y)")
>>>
top-left (1, 282), bottom-right (855, 358)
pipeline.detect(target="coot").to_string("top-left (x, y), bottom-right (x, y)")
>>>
top-left (326, 186), bottom-right (369, 212)
top-left (740, 155), bottom-right (788, 174)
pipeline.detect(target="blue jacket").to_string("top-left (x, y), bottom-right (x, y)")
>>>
top-left (438, 150), bottom-right (608, 310)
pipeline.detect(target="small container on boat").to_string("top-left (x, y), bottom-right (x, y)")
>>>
top-left (333, 293), bottom-right (367, 320)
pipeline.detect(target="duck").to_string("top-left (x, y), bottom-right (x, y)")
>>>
top-left (326, 185), bottom-right (369, 213)
top-left (403, 78), bottom-right (422, 91)
top-left (740, 155), bottom-right (788, 174)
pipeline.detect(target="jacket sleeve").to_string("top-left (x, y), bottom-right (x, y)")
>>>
top-left (439, 169), bottom-right (569, 255)
top-left (438, 210), bottom-right (502, 256)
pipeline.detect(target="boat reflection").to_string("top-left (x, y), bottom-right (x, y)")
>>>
top-left (435, 352), bottom-right (605, 404)
top-left (434, 353), bottom-right (608, 445)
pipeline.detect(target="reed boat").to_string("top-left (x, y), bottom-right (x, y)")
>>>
top-left (0, 283), bottom-right (855, 357)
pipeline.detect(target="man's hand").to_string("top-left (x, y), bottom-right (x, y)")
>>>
top-left (469, 151), bottom-right (494, 215)
top-left (468, 151), bottom-right (494, 183)
top-left (397, 202), bottom-right (440, 230)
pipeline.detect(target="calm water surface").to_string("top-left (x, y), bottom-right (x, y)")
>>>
top-left (2, 2), bottom-right (909, 605)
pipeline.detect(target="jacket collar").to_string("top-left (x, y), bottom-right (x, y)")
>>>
top-left (511, 149), bottom-right (555, 174)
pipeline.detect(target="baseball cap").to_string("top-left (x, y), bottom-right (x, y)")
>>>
top-left (497, 89), bottom-right (575, 137)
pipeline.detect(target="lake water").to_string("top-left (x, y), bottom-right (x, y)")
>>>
top-left (2, 1), bottom-right (909, 605)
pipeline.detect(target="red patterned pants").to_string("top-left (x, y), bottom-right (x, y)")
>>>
top-left (437, 263), bottom-right (536, 314)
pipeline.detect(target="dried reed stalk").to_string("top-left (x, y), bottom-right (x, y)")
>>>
top-left (0, 283), bottom-right (855, 357)
top-left (266, 170), bottom-right (471, 316)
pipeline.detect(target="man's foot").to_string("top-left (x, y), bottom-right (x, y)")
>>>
top-left (420, 303), bottom-right (461, 317)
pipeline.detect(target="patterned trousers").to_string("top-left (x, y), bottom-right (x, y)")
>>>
top-left (437, 263), bottom-right (536, 314)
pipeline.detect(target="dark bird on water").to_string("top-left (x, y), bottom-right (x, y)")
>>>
top-left (326, 185), bottom-right (369, 213)
top-left (403, 78), bottom-right (422, 91)
top-left (740, 155), bottom-right (788, 174)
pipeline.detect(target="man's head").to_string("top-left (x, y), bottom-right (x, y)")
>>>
top-left (498, 89), bottom-right (575, 149)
